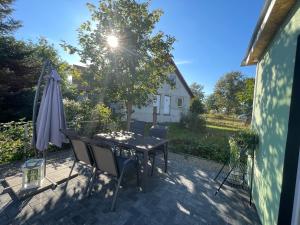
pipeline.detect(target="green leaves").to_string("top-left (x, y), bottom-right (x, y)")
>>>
top-left (206, 72), bottom-right (255, 115)
top-left (0, 0), bottom-right (21, 35)
top-left (62, 0), bottom-right (176, 129)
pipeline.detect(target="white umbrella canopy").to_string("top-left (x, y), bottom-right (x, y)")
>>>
top-left (35, 69), bottom-right (67, 151)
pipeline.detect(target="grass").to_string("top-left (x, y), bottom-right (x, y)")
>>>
top-left (166, 114), bottom-right (248, 163)
top-left (204, 113), bottom-right (247, 130)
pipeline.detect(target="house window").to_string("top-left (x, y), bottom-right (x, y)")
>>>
top-left (177, 97), bottom-right (183, 108)
top-left (153, 95), bottom-right (160, 114)
top-left (164, 95), bottom-right (171, 115)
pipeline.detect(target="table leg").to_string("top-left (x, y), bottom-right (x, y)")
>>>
top-left (142, 151), bottom-right (149, 192)
top-left (164, 142), bottom-right (168, 173)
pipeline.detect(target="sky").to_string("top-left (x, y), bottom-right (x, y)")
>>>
top-left (12, 0), bottom-right (264, 95)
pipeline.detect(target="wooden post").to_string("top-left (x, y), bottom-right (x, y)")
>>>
top-left (153, 106), bottom-right (157, 126)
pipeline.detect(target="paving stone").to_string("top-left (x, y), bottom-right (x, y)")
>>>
top-left (0, 150), bottom-right (261, 225)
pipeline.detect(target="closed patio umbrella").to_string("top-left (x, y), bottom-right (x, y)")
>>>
top-left (32, 61), bottom-right (67, 183)
top-left (35, 68), bottom-right (66, 151)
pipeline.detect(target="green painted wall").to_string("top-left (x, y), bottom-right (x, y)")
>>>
top-left (251, 2), bottom-right (300, 225)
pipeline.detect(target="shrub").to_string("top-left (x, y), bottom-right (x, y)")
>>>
top-left (63, 98), bottom-right (93, 123)
top-left (228, 128), bottom-right (259, 166)
top-left (87, 103), bottom-right (120, 134)
top-left (64, 99), bottom-right (122, 136)
top-left (0, 120), bottom-right (34, 164)
top-left (233, 128), bottom-right (259, 151)
top-left (179, 112), bottom-right (206, 132)
top-left (190, 98), bottom-right (205, 114)
top-left (169, 137), bottom-right (229, 163)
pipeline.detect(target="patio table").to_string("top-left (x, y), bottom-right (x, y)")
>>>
top-left (94, 131), bottom-right (168, 191)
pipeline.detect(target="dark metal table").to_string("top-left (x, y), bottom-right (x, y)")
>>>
top-left (94, 131), bottom-right (168, 191)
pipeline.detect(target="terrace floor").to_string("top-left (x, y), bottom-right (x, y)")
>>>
top-left (0, 150), bottom-right (261, 225)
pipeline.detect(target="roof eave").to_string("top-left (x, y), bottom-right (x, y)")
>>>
top-left (242, 0), bottom-right (296, 66)
top-left (170, 60), bottom-right (194, 98)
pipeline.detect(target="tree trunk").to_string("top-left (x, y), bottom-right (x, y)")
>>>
top-left (126, 101), bottom-right (133, 131)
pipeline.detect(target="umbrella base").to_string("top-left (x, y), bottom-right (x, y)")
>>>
top-left (4, 164), bottom-right (78, 200)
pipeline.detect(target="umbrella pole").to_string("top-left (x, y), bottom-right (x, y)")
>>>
top-left (32, 60), bottom-right (57, 187)
top-left (32, 60), bottom-right (49, 156)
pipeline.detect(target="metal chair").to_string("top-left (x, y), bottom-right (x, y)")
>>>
top-left (87, 140), bottom-right (140, 211)
top-left (130, 120), bottom-right (146, 136)
top-left (60, 129), bottom-right (94, 193)
top-left (148, 126), bottom-right (168, 176)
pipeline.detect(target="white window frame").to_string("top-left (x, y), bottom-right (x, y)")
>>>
top-left (177, 97), bottom-right (184, 108)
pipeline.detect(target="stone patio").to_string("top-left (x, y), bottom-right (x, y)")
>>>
top-left (0, 150), bottom-right (261, 225)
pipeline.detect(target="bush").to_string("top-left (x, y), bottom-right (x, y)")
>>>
top-left (64, 99), bottom-right (121, 136)
top-left (190, 98), bottom-right (205, 114)
top-left (0, 120), bottom-right (69, 164)
top-left (179, 112), bottom-right (206, 132)
top-left (233, 128), bottom-right (259, 151)
top-left (84, 103), bottom-right (120, 135)
top-left (169, 137), bottom-right (229, 163)
top-left (228, 128), bottom-right (259, 167)
top-left (63, 98), bottom-right (93, 123)
top-left (0, 120), bottom-right (34, 164)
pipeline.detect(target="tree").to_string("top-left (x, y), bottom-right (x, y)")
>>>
top-left (213, 71), bottom-right (244, 114)
top-left (205, 94), bottom-right (218, 112)
top-left (0, 0), bottom-right (21, 35)
top-left (236, 78), bottom-right (255, 115)
top-left (0, 0), bottom-right (77, 122)
top-left (0, 37), bottom-right (76, 122)
top-left (190, 82), bottom-right (205, 101)
top-left (62, 0), bottom-right (175, 130)
top-left (190, 98), bottom-right (205, 114)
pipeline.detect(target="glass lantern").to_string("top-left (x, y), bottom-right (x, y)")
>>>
top-left (22, 159), bottom-right (44, 189)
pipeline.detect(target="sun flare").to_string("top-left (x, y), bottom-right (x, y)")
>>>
top-left (107, 35), bottom-right (119, 48)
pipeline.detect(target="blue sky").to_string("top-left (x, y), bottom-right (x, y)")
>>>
top-left (12, 0), bottom-right (263, 95)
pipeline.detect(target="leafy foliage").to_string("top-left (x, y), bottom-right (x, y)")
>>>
top-left (91, 103), bottom-right (116, 131)
top-left (214, 71), bottom-right (244, 114)
top-left (232, 128), bottom-right (259, 151)
top-left (62, 0), bottom-right (175, 130)
top-left (0, 0), bottom-right (21, 35)
top-left (228, 128), bottom-right (259, 168)
top-left (236, 78), bottom-right (255, 115)
top-left (179, 112), bottom-right (206, 132)
top-left (206, 72), bottom-right (255, 115)
top-left (189, 82), bottom-right (205, 100)
top-left (63, 98), bottom-right (93, 123)
top-left (190, 98), bottom-right (205, 114)
top-left (0, 120), bottom-right (33, 163)
top-left (64, 99), bottom-right (121, 136)
top-left (205, 94), bottom-right (218, 112)
top-left (170, 138), bottom-right (229, 164)
top-left (0, 37), bottom-right (78, 122)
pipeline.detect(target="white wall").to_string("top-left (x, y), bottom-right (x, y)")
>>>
top-left (131, 73), bottom-right (191, 123)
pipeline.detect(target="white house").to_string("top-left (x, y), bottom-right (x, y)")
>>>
top-left (73, 61), bottom-right (193, 123)
top-left (131, 61), bottom-right (193, 123)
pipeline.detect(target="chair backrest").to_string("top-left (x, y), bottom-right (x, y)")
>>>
top-left (149, 126), bottom-right (167, 139)
top-left (88, 141), bottom-right (119, 177)
top-left (130, 120), bottom-right (145, 135)
top-left (61, 129), bottom-right (93, 166)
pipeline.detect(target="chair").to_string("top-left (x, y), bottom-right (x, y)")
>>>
top-left (148, 126), bottom-right (168, 176)
top-left (118, 120), bottom-right (145, 157)
top-left (60, 129), bottom-right (94, 193)
top-left (87, 140), bottom-right (140, 211)
top-left (130, 120), bottom-right (146, 136)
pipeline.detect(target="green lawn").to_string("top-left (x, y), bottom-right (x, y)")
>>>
top-left (167, 114), bottom-right (247, 163)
